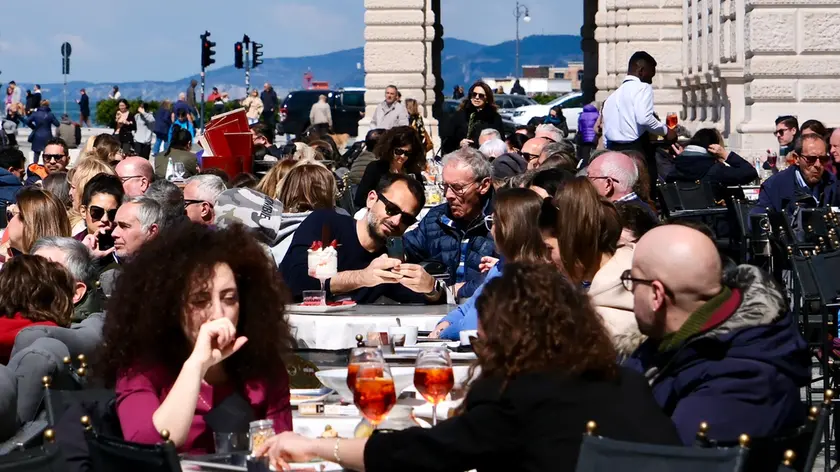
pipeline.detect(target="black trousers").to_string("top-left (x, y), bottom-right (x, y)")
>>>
top-left (134, 142), bottom-right (151, 159)
top-left (262, 111), bottom-right (276, 143)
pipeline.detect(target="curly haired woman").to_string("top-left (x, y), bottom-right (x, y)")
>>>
top-left (353, 126), bottom-right (425, 209)
top-left (97, 223), bottom-right (296, 452)
top-left (256, 263), bottom-right (680, 472)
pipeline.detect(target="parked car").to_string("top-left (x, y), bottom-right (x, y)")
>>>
top-left (509, 92), bottom-right (586, 132)
top-left (280, 88), bottom-right (366, 137)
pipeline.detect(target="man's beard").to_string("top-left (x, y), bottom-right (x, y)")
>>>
top-left (365, 211), bottom-right (387, 247)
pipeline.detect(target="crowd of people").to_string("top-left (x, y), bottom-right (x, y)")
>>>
top-left (0, 48), bottom-right (831, 471)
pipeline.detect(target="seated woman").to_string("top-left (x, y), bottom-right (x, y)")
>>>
top-left (667, 127), bottom-right (758, 187)
top-left (73, 173), bottom-right (123, 243)
top-left (353, 126), bottom-right (425, 210)
top-left (429, 188), bottom-right (550, 339)
top-left (257, 263), bottom-right (680, 471)
top-left (98, 223), bottom-right (296, 452)
top-left (271, 163), bottom-right (337, 265)
top-left (540, 177), bottom-right (640, 354)
top-left (0, 255), bottom-right (74, 363)
top-left (3, 187), bottom-right (71, 260)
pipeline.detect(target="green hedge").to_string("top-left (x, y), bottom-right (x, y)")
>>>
top-left (530, 93), bottom-right (562, 105)
top-left (95, 99), bottom-right (244, 128)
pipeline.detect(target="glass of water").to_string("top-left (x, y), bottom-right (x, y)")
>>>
top-left (174, 162), bottom-right (186, 181)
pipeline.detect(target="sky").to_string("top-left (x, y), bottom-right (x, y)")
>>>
top-left (0, 0), bottom-right (582, 84)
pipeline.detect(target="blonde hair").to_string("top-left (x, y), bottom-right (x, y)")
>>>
top-left (256, 160), bottom-right (298, 199)
top-left (276, 164), bottom-right (336, 212)
top-left (405, 98), bottom-right (419, 116)
top-left (68, 158), bottom-right (116, 215)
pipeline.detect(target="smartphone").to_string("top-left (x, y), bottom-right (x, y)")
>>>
top-left (385, 237), bottom-right (405, 263)
top-left (98, 232), bottom-right (115, 251)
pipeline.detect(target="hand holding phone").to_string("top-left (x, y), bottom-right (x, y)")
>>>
top-left (386, 237), bottom-right (405, 263)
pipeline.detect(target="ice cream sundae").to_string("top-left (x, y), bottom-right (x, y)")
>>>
top-left (307, 240), bottom-right (339, 281)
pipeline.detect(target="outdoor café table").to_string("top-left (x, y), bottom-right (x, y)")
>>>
top-left (287, 304), bottom-right (453, 350)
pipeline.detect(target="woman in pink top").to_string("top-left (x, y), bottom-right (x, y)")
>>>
top-left (97, 223), bottom-right (296, 453)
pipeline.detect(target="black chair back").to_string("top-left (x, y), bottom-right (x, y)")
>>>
top-left (576, 421), bottom-right (748, 472)
top-left (809, 249), bottom-right (840, 306)
top-left (0, 430), bottom-right (65, 472)
top-left (83, 417), bottom-right (180, 472)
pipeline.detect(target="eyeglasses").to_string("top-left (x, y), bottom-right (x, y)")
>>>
top-left (184, 199), bottom-right (210, 209)
top-left (119, 175), bottom-right (143, 183)
top-left (471, 92), bottom-right (486, 100)
top-left (88, 205), bottom-right (117, 221)
top-left (393, 148), bottom-right (411, 157)
top-left (442, 181), bottom-right (478, 197)
top-left (619, 270), bottom-right (656, 292)
top-left (484, 215), bottom-right (493, 231)
top-left (589, 175), bottom-right (619, 184)
top-left (774, 128), bottom-right (793, 137)
top-left (800, 154), bottom-right (831, 165)
top-left (521, 152), bottom-right (540, 162)
top-left (42, 154), bottom-right (66, 163)
top-left (376, 191), bottom-right (417, 226)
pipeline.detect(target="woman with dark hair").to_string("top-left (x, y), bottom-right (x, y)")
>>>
top-left (98, 223), bottom-right (295, 452)
top-left (353, 126), bottom-right (425, 209)
top-left (4, 187), bottom-right (71, 258)
top-left (800, 119), bottom-right (827, 139)
top-left (42, 172), bottom-right (73, 210)
top-left (257, 263), bottom-right (680, 471)
top-left (539, 177), bottom-right (639, 352)
top-left (114, 99), bottom-right (136, 155)
top-left (155, 127), bottom-right (199, 180)
top-left (26, 99), bottom-right (60, 164)
top-left (0, 255), bottom-right (74, 362)
top-left (74, 173), bottom-right (124, 246)
top-left (666, 127), bottom-right (757, 188)
top-left (430, 187), bottom-right (550, 339)
top-left (441, 81), bottom-right (505, 154)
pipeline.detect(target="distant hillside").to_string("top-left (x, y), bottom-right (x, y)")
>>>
top-left (28, 35), bottom-right (582, 104)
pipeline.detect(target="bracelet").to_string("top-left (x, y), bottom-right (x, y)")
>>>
top-left (333, 437), bottom-right (341, 464)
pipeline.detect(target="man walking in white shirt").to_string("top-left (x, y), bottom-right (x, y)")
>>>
top-left (369, 85), bottom-right (409, 130)
top-left (309, 94), bottom-right (333, 133)
top-left (603, 51), bottom-right (676, 182)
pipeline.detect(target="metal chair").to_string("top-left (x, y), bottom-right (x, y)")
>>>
top-left (82, 417), bottom-right (181, 472)
top-left (575, 421), bottom-right (749, 472)
top-left (0, 429), bottom-right (65, 471)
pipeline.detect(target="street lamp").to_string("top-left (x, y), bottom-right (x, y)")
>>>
top-left (514, 1), bottom-right (531, 78)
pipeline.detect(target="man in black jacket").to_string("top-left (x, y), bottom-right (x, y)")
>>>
top-left (667, 128), bottom-right (757, 187)
top-left (261, 83), bottom-right (279, 143)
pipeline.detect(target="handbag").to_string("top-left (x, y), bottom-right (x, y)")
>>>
top-left (422, 128), bottom-right (434, 153)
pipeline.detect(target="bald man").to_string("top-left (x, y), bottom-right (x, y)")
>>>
top-left (587, 151), bottom-right (656, 218)
top-left (830, 128), bottom-right (840, 168)
top-left (621, 225), bottom-right (808, 445)
top-left (115, 156), bottom-right (155, 197)
top-left (522, 137), bottom-right (550, 170)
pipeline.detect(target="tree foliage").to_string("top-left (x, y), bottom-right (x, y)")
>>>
top-left (95, 99), bottom-right (244, 128)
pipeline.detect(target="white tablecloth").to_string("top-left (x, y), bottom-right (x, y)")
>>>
top-left (288, 305), bottom-right (453, 350)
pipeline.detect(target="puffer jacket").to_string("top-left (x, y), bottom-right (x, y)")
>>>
top-left (403, 194), bottom-right (497, 299)
top-left (577, 104), bottom-right (599, 144)
top-left (0, 168), bottom-right (22, 205)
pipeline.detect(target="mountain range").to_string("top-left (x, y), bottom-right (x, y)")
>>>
top-left (21, 34), bottom-right (582, 104)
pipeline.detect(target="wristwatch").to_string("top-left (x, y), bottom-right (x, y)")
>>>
top-left (425, 279), bottom-right (446, 297)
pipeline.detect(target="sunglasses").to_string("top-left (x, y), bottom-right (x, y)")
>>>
top-left (471, 92), bottom-right (486, 100)
top-left (88, 205), bottom-right (117, 221)
top-left (774, 128), bottom-right (793, 137)
top-left (376, 191), bottom-right (417, 226)
top-left (801, 154), bottom-right (831, 165)
top-left (184, 199), bottom-right (210, 209)
top-left (42, 154), bottom-right (66, 163)
top-left (521, 152), bottom-right (540, 161)
top-left (393, 148), bottom-right (411, 157)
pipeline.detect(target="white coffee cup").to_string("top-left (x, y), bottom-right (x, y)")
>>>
top-left (388, 326), bottom-right (418, 346)
top-left (459, 330), bottom-right (479, 346)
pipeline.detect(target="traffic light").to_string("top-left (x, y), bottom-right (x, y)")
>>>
top-left (252, 42), bottom-right (263, 69)
top-left (201, 31), bottom-right (216, 69)
top-left (234, 42), bottom-right (244, 69)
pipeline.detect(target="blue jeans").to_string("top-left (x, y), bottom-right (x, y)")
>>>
top-left (153, 134), bottom-right (166, 155)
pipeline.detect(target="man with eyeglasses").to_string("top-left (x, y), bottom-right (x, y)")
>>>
top-left (281, 174), bottom-right (445, 304)
top-left (369, 85), bottom-right (409, 131)
top-left (621, 225), bottom-right (808, 445)
top-left (183, 175), bottom-right (227, 226)
top-left (115, 156), bottom-right (155, 197)
top-left (25, 137), bottom-right (69, 185)
top-left (587, 151), bottom-right (656, 218)
top-left (404, 147), bottom-right (497, 300)
top-left (756, 134), bottom-right (837, 215)
top-left (766, 115), bottom-right (799, 171)
top-left (522, 137), bottom-right (551, 170)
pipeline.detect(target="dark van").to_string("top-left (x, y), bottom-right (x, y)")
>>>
top-left (280, 88), bottom-right (366, 137)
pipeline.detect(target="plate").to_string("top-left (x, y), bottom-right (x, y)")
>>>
top-left (286, 302), bottom-right (357, 314)
top-left (290, 387), bottom-right (333, 406)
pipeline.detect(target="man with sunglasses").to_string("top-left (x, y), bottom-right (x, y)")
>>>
top-left (522, 137), bottom-right (550, 170)
top-left (756, 134), bottom-right (837, 215)
top-left (369, 85), bottom-right (408, 131)
top-left (25, 137), bottom-right (69, 185)
top-left (281, 174), bottom-right (445, 304)
top-left (621, 225), bottom-right (808, 445)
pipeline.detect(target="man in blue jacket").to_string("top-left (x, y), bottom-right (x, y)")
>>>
top-left (0, 147), bottom-right (24, 205)
top-left (756, 134), bottom-right (836, 215)
top-left (621, 225), bottom-right (809, 444)
top-left (404, 147), bottom-right (497, 300)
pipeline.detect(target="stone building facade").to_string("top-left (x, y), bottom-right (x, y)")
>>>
top-left (363, 0), bottom-right (840, 157)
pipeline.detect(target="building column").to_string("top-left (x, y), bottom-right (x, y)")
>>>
top-left (360, 0), bottom-right (439, 143)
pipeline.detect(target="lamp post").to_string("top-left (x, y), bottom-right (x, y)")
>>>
top-left (514, 1), bottom-right (531, 78)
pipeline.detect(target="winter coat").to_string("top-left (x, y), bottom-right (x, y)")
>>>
top-left (26, 106), bottom-right (59, 153)
top-left (755, 165), bottom-right (838, 216)
top-left (269, 211), bottom-right (312, 266)
top-left (243, 96), bottom-right (264, 120)
top-left (0, 168), bottom-right (22, 205)
top-left (441, 107), bottom-right (505, 155)
top-left (349, 150), bottom-right (376, 186)
top-left (153, 108), bottom-right (173, 137)
top-left (577, 104), bottom-right (600, 144)
top-left (439, 262), bottom-right (503, 339)
top-left (667, 145), bottom-right (757, 187)
top-left (57, 116), bottom-right (78, 148)
top-left (403, 194), bottom-right (497, 299)
top-left (622, 264), bottom-right (810, 444)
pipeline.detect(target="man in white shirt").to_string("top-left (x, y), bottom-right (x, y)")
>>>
top-left (369, 85), bottom-right (409, 130)
top-left (603, 51), bottom-right (676, 182)
top-left (309, 94), bottom-right (333, 133)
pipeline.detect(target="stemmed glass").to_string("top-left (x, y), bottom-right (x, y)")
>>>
top-left (347, 347), bottom-right (384, 394)
top-left (413, 347), bottom-right (454, 426)
top-left (174, 162), bottom-right (186, 181)
top-left (353, 359), bottom-right (396, 429)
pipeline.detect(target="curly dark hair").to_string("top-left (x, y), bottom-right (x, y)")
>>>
top-left (471, 262), bottom-right (617, 389)
top-left (373, 126), bottom-right (425, 175)
top-left (0, 255), bottom-right (74, 327)
top-left (97, 222), bottom-right (295, 387)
